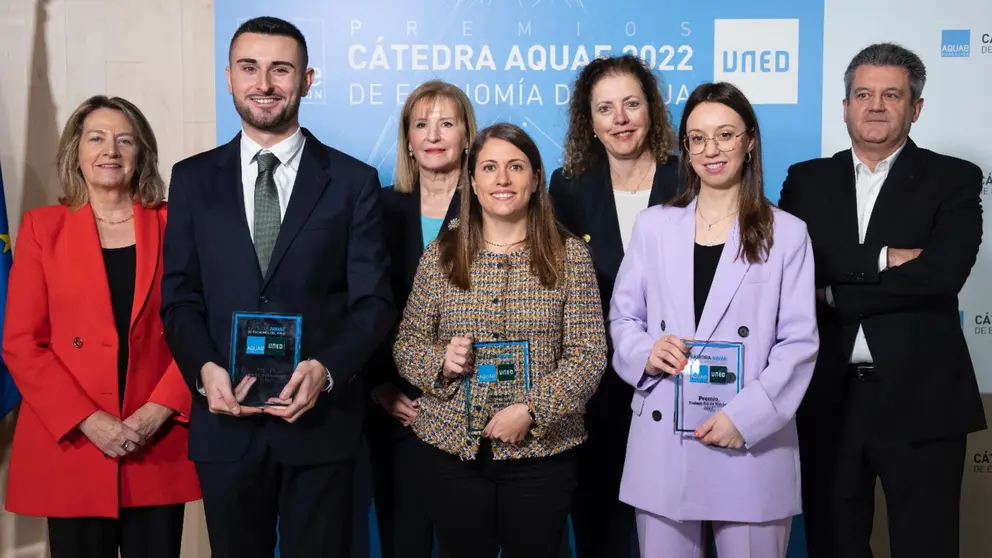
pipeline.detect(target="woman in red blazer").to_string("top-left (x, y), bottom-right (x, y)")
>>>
top-left (2, 95), bottom-right (201, 558)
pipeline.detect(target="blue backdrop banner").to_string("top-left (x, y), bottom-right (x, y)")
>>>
top-left (214, 1), bottom-right (824, 556)
top-left (215, 0), bottom-right (823, 201)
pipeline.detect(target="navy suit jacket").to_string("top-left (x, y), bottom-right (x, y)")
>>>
top-left (161, 128), bottom-right (395, 464)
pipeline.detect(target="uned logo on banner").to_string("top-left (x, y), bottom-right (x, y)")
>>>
top-left (713, 19), bottom-right (799, 105)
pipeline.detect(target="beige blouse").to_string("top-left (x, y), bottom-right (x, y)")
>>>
top-left (393, 236), bottom-right (608, 460)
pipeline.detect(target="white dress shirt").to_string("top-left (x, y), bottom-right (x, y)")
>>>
top-left (847, 142), bottom-right (905, 363)
top-left (240, 127), bottom-right (306, 240)
top-left (614, 190), bottom-right (652, 252)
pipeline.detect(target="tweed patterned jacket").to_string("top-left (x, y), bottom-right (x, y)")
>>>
top-left (394, 236), bottom-right (608, 460)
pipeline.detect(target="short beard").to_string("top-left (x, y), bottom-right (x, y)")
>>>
top-left (234, 92), bottom-right (302, 133)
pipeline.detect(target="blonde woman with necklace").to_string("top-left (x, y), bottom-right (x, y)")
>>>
top-left (364, 80), bottom-right (477, 558)
top-left (3, 95), bottom-right (199, 558)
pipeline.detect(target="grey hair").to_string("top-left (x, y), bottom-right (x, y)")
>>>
top-left (843, 43), bottom-right (927, 102)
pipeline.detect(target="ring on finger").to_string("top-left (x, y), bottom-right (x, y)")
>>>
top-left (122, 440), bottom-right (131, 451)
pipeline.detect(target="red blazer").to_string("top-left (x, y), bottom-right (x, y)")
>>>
top-left (3, 202), bottom-right (201, 518)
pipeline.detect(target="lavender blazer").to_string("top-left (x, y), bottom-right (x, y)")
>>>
top-left (608, 199), bottom-right (818, 523)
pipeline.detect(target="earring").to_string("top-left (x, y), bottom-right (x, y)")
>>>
top-left (745, 152), bottom-right (752, 163)
top-left (408, 149), bottom-right (414, 158)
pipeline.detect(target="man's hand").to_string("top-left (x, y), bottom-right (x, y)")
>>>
top-left (78, 410), bottom-right (143, 458)
top-left (200, 362), bottom-right (262, 417)
top-left (372, 382), bottom-right (419, 427)
top-left (263, 359), bottom-right (328, 423)
top-left (887, 248), bottom-right (922, 269)
top-left (122, 402), bottom-right (175, 447)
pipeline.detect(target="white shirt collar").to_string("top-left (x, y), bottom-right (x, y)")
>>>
top-left (240, 127), bottom-right (306, 171)
top-left (852, 140), bottom-right (906, 175)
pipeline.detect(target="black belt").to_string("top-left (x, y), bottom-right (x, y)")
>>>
top-left (848, 363), bottom-right (878, 382)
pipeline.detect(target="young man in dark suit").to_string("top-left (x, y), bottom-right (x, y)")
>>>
top-left (161, 16), bottom-right (394, 558)
top-left (779, 42), bottom-right (986, 558)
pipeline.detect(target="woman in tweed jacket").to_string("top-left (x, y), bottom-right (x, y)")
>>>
top-left (394, 122), bottom-right (608, 557)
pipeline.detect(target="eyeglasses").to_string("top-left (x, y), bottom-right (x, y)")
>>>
top-left (683, 130), bottom-right (748, 155)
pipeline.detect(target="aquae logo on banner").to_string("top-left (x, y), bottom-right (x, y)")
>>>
top-left (941, 29), bottom-right (970, 58)
top-left (713, 19), bottom-right (799, 105)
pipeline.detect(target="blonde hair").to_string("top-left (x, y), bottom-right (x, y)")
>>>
top-left (56, 95), bottom-right (166, 209)
top-left (394, 81), bottom-right (478, 193)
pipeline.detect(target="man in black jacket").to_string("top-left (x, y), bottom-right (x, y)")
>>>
top-left (779, 42), bottom-right (985, 558)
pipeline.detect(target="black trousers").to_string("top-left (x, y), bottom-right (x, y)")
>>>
top-left (48, 504), bottom-right (185, 558)
top-left (368, 427), bottom-right (434, 558)
top-left (418, 438), bottom-right (577, 558)
top-left (800, 368), bottom-right (967, 558)
top-left (195, 431), bottom-right (356, 558)
top-left (570, 413), bottom-right (636, 558)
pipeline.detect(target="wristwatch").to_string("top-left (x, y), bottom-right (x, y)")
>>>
top-left (309, 359), bottom-right (334, 393)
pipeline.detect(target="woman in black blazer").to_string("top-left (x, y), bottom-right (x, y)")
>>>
top-left (364, 79), bottom-right (478, 558)
top-left (549, 54), bottom-right (681, 558)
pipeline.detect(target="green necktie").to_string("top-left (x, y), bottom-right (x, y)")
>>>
top-left (253, 151), bottom-right (281, 276)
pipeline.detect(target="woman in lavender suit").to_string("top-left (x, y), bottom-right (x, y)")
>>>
top-left (608, 82), bottom-right (819, 558)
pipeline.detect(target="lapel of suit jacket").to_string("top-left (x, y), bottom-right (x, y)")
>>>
top-left (63, 204), bottom-right (114, 328)
top-left (215, 133), bottom-right (260, 280)
top-left (864, 138), bottom-right (921, 245)
top-left (648, 156), bottom-right (679, 208)
top-left (442, 189), bottom-right (461, 230)
top-left (694, 201), bottom-right (751, 344)
top-left (663, 202), bottom-right (697, 340)
top-left (402, 186), bottom-right (424, 281)
top-left (584, 162), bottom-right (625, 270)
top-left (831, 149), bottom-right (861, 248)
top-left (263, 129), bottom-right (332, 289)
top-left (130, 203), bottom-right (161, 329)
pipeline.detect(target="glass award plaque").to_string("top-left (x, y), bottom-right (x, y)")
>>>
top-left (229, 312), bottom-right (302, 407)
top-left (674, 341), bottom-right (743, 432)
top-left (465, 340), bottom-right (531, 435)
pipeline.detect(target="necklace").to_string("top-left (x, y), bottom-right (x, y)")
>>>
top-left (696, 204), bottom-right (736, 231)
top-left (611, 160), bottom-right (653, 194)
top-left (94, 213), bottom-right (134, 225)
top-left (484, 237), bottom-right (527, 248)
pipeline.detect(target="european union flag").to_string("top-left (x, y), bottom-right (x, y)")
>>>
top-left (0, 160), bottom-right (19, 418)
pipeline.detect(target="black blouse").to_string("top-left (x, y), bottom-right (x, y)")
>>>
top-left (102, 244), bottom-right (136, 409)
top-left (693, 243), bottom-right (724, 328)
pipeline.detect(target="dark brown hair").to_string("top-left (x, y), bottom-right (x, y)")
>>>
top-left (671, 82), bottom-right (773, 264)
top-left (56, 95), bottom-right (166, 209)
top-left (438, 123), bottom-right (567, 290)
top-left (561, 54), bottom-right (676, 178)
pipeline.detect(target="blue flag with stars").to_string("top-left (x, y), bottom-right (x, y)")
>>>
top-left (0, 160), bottom-right (18, 418)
